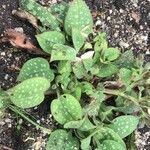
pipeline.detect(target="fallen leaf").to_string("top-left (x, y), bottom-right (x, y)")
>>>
top-left (12, 9), bottom-right (38, 28)
top-left (1, 28), bottom-right (47, 55)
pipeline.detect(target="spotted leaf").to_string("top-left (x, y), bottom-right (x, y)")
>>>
top-left (10, 77), bottom-right (50, 108)
top-left (64, 117), bottom-right (96, 131)
top-left (46, 129), bottom-right (79, 150)
top-left (97, 63), bottom-right (118, 77)
top-left (72, 61), bottom-right (87, 79)
top-left (94, 127), bottom-right (126, 148)
top-left (65, 0), bottom-right (93, 36)
top-left (103, 48), bottom-right (120, 62)
top-left (20, 0), bottom-right (60, 30)
top-left (99, 140), bottom-right (126, 150)
top-left (72, 28), bottom-right (85, 52)
top-left (51, 44), bottom-right (76, 61)
top-left (51, 94), bottom-right (82, 124)
top-left (36, 31), bottom-right (65, 54)
top-left (109, 115), bottom-right (139, 138)
top-left (17, 58), bottom-right (54, 82)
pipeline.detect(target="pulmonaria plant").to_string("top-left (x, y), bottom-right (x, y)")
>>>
top-left (0, 0), bottom-right (149, 149)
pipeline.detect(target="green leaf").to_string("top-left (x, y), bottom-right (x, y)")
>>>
top-left (94, 32), bottom-right (108, 52)
top-left (10, 77), bottom-right (50, 108)
top-left (20, 0), bottom-right (60, 30)
top-left (46, 129), bottom-right (79, 150)
top-left (72, 28), bottom-right (85, 51)
top-left (73, 61), bottom-right (87, 79)
top-left (49, 2), bottom-right (69, 24)
top-left (109, 115), bottom-right (139, 138)
top-left (64, 117), bottom-right (96, 131)
top-left (17, 58), bottom-right (54, 82)
top-left (56, 73), bottom-right (71, 90)
top-left (65, 0), bottom-right (93, 36)
top-left (114, 50), bottom-right (135, 69)
top-left (94, 127), bottom-right (125, 148)
top-left (103, 48), bottom-right (120, 62)
top-left (100, 140), bottom-right (126, 150)
top-left (51, 94), bottom-right (82, 124)
top-left (97, 63), bottom-right (118, 77)
top-left (51, 44), bottom-right (76, 61)
top-left (36, 31), bottom-right (65, 54)
top-left (81, 136), bottom-right (92, 150)
top-left (119, 68), bottom-right (132, 86)
top-left (58, 61), bottom-right (72, 74)
top-left (82, 58), bottom-right (94, 71)
top-left (84, 91), bottom-right (105, 117)
top-left (0, 90), bottom-right (9, 108)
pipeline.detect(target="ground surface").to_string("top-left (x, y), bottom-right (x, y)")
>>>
top-left (0, 0), bottom-right (149, 149)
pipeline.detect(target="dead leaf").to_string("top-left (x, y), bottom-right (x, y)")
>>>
top-left (0, 28), bottom-right (47, 55)
top-left (12, 9), bottom-right (38, 28)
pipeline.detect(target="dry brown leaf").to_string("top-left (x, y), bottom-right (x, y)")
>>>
top-left (0, 28), bottom-right (47, 55)
top-left (12, 9), bottom-right (38, 28)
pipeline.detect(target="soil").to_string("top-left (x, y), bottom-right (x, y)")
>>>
top-left (0, 0), bottom-right (149, 150)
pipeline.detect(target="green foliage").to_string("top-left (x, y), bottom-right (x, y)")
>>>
top-left (109, 115), bottom-right (139, 138)
top-left (46, 129), bottom-right (79, 150)
top-left (64, 117), bottom-right (96, 131)
top-left (36, 31), bottom-right (65, 54)
top-left (1, 0), bottom-right (149, 149)
top-left (103, 48), bottom-right (120, 62)
top-left (9, 77), bottom-right (50, 108)
top-left (51, 44), bottom-right (76, 61)
top-left (99, 140), bottom-right (126, 150)
top-left (51, 94), bottom-right (82, 124)
top-left (20, 0), bottom-right (60, 30)
top-left (17, 58), bottom-right (54, 82)
top-left (64, 0), bottom-right (93, 50)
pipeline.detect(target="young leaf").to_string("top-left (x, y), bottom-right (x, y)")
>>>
top-left (94, 32), bottom-right (108, 52)
top-left (103, 48), bottom-right (120, 62)
top-left (17, 58), bottom-right (54, 82)
top-left (99, 140), bottom-right (126, 150)
top-left (81, 136), bottom-right (92, 150)
top-left (51, 94), bottom-right (82, 124)
top-left (64, 0), bottom-right (93, 36)
top-left (64, 117), bottom-right (96, 131)
top-left (36, 31), bottom-right (65, 54)
top-left (119, 68), bottom-right (132, 86)
top-left (51, 44), bottom-right (76, 61)
top-left (72, 28), bottom-right (85, 51)
top-left (20, 0), bottom-right (60, 30)
top-left (46, 129), bottom-right (79, 150)
top-left (10, 77), bottom-right (50, 108)
top-left (97, 63), bottom-right (118, 77)
top-left (58, 61), bottom-right (72, 74)
top-left (73, 61), bottom-right (87, 79)
top-left (109, 115), bottom-right (139, 138)
top-left (56, 73), bottom-right (71, 90)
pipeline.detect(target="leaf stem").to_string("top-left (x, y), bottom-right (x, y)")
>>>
top-left (104, 89), bottom-right (140, 106)
top-left (104, 89), bottom-right (148, 117)
top-left (9, 105), bottom-right (51, 134)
